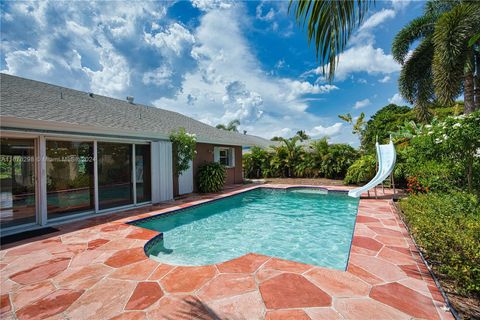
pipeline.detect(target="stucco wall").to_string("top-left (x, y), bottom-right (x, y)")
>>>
top-left (173, 143), bottom-right (243, 196)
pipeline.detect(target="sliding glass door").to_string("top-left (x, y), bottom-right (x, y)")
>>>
top-left (98, 142), bottom-right (133, 210)
top-left (135, 144), bottom-right (151, 203)
top-left (0, 138), bottom-right (37, 228)
top-left (46, 140), bottom-right (94, 219)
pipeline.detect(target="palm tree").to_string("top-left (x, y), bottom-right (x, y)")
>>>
top-left (295, 130), bottom-right (310, 141)
top-left (289, 0), bottom-right (372, 81)
top-left (338, 112), bottom-right (366, 140)
top-left (216, 119), bottom-right (241, 132)
top-left (432, 3), bottom-right (480, 113)
top-left (392, 1), bottom-right (480, 116)
top-left (278, 136), bottom-right (302, 177)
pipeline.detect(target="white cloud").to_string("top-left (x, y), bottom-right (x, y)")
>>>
top-left (153, 6), bottom-right (343, 141)
top-left (353, 98), bottom-right (371, 110)
top-left (378, 75), bottom-right (391, 83)
top-left (359, 9), bottom-right (396, 32)
top-left (191, 0), bottom-right (232, 11)
top-left (307, 123), bottom-right (343, 138)
top-left (144, 23), bottom-right (195, 57)
top-left (142, 65), bottom-right (173, 86)
top-left (305, 45), bottom-right (400, 80)
top-left (256, 2), bottom-right (275, 21)
top-left (388, 93), bottom-right (406, 105)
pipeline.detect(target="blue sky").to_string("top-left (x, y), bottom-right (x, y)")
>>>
top-left (1, 0), bottom-right (424, 145)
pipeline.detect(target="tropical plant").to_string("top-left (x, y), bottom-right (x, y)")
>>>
top-left (197, 162), bottom-right (226, 193)
top-left (344, 154), bottom-right (376, 185)
top-left (243, 146), bottom-right (271, 179)
top-left (295, 130), bottom-right (310, 141)
top-left (432, 2), bottom-right (480, 113)
top-left (392, 0), bottom-right (480, 117)
top-left (170, 128), bottom-right (197, 176)
top-left (289, 0), bottom-right (372, 81)
top-left (277, 136), bottom-right (302, 177)
top-left (338, 112), bottom-right (367, 142)
top-left (216, 119), bottom-right (240, 132)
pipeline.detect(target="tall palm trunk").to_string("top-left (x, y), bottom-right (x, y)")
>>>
top-left (474, 52), bottom-right (480, 111)
top-left (464, 71), bottom-right (475, 114)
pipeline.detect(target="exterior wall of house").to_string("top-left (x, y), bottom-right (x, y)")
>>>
top-left (173, 143), bottom-right (243, 196)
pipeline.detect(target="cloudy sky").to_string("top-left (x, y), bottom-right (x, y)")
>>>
top-left (0, 0), bottom-right (422, 145)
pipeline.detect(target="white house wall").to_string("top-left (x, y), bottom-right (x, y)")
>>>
top-left (151, 141), bottom-right (174, 203)
top-left (178, 160), bottom-right (193, 195)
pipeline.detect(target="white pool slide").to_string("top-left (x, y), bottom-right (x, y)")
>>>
top-left (348, 140), bottom-right (396, 198)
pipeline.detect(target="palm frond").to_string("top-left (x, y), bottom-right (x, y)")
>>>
top-left (289, 0), bottom-right (372, 82)
top-left (432, 3), bottom-right (480, 105)
top-left (392, 14), bottom-right (436, 64)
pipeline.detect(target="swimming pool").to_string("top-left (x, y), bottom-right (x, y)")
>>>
top-left (131, 187), bottom-right (359, 270)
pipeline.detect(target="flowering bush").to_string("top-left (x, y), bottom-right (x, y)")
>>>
top-left (404, 111), bottom-right (480, 192)
top-left (169, 128), bottom-right (196, 176)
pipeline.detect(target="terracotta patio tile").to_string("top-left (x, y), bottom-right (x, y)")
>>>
top-left (126, 228), bottom-right (159, 240)
top-left (399, 277), bottom-right (432, 297)
top-left (378, 247), bottom-right (415, 265)
top-left (428, 285), bottom-right (444, 303)
top-left (350, 245), bottom-right (378, 256)
top-left (347, 263), bottom-right (384, 285)
top-left (100, 224), bottom-right (130, 232)
top-left (348, 254), bottom-right (406, 282)
top-left (125, 282), bottom-right (163, 310)
top-left (265, 309), bottom-right (310, 320)
top-left (104, 247), bottom-right (147, 268)
top-left (334, 297), bottom-right (411, 319)
top-left (87, 238), bottom-right (110, 250)
top-left (207, 291), bottom-right (265, 320)
top-left (351, 236), bottom-right (383, 252)
top-left (368, 226), bottom-right (404, 237)
top-left (375, 235), bottom-right (408, 247)
top-left (54, 263), bottom-right (112, 290)
top-left (259, 273), bottom-right (331, 309)
top-left (387, 245), bottom-right (413, 256)
top-left (255, 267), bottom-right (284, 283)
top-left (109, 259), bottom-right (158, 281)
top-left (146, 295), bottom-right (213, 319)
top-left (97, 239), bottom-right (136, 251)
top-left (370, 282), bottom-right (439, 319)
top-left (109, 311), bottom-right (147, 320)
top-left (0, 294), bottom-right (11, 314)
top-left (306, 267), bottom-right (370, 297)
top-left (261, 257), bottom-right (312, 273)
top-left (11, 280), bottom-right (56, 310)
top-left (148, 264), bottom-right (175, 280)
top-left (10, 257), bottom-right (70, 285)
top-left (305, 307), bottom-right (343, 320)
top-left (16, 289), bottom-right (83, 320)
top-left (160, 265), bottom-right (216, 293)
top-left (197, 273), bottom-right (256, 301)
top-left (216, 253), bottom-right (270, 273)
top-left (399, 264), bottom-right (423, 280)
top-left (66, 278), bottom-right (136, 320)
top-left (356, 215), bottom-right (380, 223)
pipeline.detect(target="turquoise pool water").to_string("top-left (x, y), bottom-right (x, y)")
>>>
top-left (133, 188), bottom-right (359, 270)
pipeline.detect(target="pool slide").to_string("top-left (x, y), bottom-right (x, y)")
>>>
top-left (348, 140), bottom-right (396, 198)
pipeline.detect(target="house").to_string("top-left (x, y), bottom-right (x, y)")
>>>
top-left (0, 73), bottom-right (271, 235)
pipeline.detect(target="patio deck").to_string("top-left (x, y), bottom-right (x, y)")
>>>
top-left (0, 184), bottom-right (453, 320)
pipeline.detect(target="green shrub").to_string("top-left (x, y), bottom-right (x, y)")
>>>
top-left (197, 162), bottom-right (226, 193)
top-left (344, 154), bottom-right (376, 185)
top-left (400, 191), bottom-right (480, 296)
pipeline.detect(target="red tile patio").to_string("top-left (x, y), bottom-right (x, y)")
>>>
top-left (0, 184), bottom-right (454, 320)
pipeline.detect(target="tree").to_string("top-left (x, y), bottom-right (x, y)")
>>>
top-left (289, 0), bottom-right (372, 81)
top-left (432, 3), bottom-right (480, 113)
top-left (295, 130), bottom-right (310, 141)
top-left (338, 112), bottom-right (366, 144)
top-left (392, 1), bottom-right (480, 116)
top-left (277, 136), bottom-right (302, 177)
top-left (216, 119), bottom-right (240, 132)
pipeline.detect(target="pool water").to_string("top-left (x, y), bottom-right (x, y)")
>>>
top-left (133, 188), bottom-right (359, 270)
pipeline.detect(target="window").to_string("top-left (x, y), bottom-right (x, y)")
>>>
top-left (46, 140), bottom-right (94, 219)
top-left (0, 138), bottom-right (37, 228)
top-left (97, 142), bottom-right (133, 210)
top-left (215, 147), bottom-right (235, 167)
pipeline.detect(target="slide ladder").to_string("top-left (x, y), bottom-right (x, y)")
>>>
top-left (348, 140), bottom-right (396, 198)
